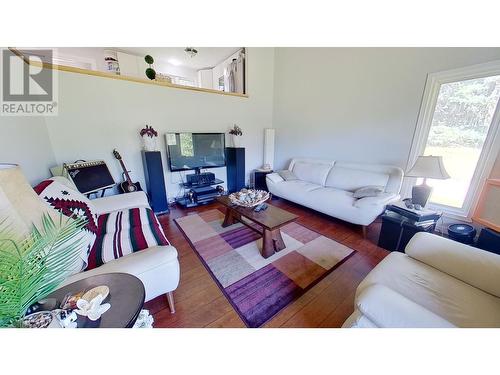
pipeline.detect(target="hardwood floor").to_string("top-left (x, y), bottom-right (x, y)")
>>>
top-left (145, 198), bottom-right (389, 328)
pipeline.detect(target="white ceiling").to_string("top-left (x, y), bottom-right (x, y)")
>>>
top-left (116, 47), bottom-right (242, 70)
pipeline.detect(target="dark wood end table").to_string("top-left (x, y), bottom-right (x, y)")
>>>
top-left (47, 273), bottom-right (145, 328)
top-left (216, 196), bottom-right (298, 258)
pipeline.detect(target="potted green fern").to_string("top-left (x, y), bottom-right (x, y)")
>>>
top-left (0, 214), bottom-right (86, 327)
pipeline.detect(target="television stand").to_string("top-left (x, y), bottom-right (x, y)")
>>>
top-left (176, 178), bottom-right (225, 208)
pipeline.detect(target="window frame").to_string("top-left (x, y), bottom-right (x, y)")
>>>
top-left (403, 60), bottom-right (500, 220)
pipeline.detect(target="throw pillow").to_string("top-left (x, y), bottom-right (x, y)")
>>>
top-left (353, 185), bottom-right (384, 199)
top-left (278, 170), bottom-right (299, 181)
top-left (34, 178), bottom-right (99, 272)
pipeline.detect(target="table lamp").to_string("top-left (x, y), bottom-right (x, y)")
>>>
top-left (406, 155), bottom-right (450, 207)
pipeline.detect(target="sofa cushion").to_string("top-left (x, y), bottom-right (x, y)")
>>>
top-left (325, 166), bottom-right (389, 192)
top-left (291, 162), bottom-right (332, 186)
top-left (62, 245), bottom-right (179, 301)
top-left (356, 284), bottom-right (455, 328)
top-left (353, 185), bottom-right (384, 199)
top-left (92, 191), bottom-right (150, 215)
top-left (34, 178), bottom-right (99, 272)
top-left (86, 207), bottom-right (170, 270)
top-left (277, 170), bottom-right (298, 181)
top-left (357, 252), bottom-right (500, 327)
top-left (405, 232), bottom-right (500, 298)
top-left (268, 180), bottom-right (322, 202)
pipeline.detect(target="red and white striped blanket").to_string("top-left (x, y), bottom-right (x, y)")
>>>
top-left (86, 207), bottom-right (170, 270)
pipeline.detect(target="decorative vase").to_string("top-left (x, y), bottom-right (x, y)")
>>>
top-left (231, 134), bottom-right (241, 148)
top-left (142, 135), bottom-right (157, 151)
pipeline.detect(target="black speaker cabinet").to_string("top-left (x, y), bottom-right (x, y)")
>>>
top-left (476, 228), bottom-right (500, 255)
top-left (142, 151), bottom-right (169, 214)
top-left (225, 147), bottom-right (245, 193)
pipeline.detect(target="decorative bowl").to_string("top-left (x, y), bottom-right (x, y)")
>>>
top-left (22, 311), bottom-right (56, 328)
top-left (82, 285), bottom-right (110, 302)
top-left (229, 189), bottom-right (270, 208)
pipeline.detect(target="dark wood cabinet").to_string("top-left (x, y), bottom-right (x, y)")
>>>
top-left (378, 210), bottom-right (437, 252)
top-left (253, 170), bottom-right (273, 191)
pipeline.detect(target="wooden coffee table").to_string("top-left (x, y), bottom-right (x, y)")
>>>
top-left (216, 196), bottom-right (298, 258)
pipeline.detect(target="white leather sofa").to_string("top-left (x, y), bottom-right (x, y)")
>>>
top-left (343, 232), bottom-right (500, 328)
top-left (266, 158), bottom-right (403, 227)
top-left (61, 189), bottom-right (180, 312)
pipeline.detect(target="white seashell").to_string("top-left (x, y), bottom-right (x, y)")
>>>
top-left (75, 294), bottom-right (111, 321)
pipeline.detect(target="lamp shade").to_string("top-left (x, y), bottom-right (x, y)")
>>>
top-left (406, 156), bottom-right (450, 179)
top-left (0, 164), bottom-right (58, 234)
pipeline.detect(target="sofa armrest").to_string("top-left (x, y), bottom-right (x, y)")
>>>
top-left (266, 173), bottom-right (285, 184)
top-left (354, 193), bottom-right (399, 209)
top-left (92, 191), bottom-right (150, 214)
top-left (405, 232), bottom-right (500, 298)
top-left (356, 284), bottom-right (455, 328)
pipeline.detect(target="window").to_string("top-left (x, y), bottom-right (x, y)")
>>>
top-left (406, 61), bottom-right (500, 219)
top-left (180, 133), bottom-right (194, 157)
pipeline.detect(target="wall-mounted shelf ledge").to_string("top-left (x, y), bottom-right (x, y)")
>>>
top-left (9, 47), bottom-right (249, 99)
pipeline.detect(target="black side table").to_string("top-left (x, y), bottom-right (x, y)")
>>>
top-left (378, 210), bottom-right (439, 252)
top-left (253, 169), bottom-right (273, 191)
top-left (47, 273), bottom-right (145, 328)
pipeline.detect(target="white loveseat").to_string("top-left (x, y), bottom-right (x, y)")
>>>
top-left (61, 189), bottom-right (180, 312)
top-left (343, 232), bottom-right (500, 328)
top-left (266, 158), bottom-right (403, 227)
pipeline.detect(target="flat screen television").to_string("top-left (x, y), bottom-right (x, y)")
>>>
top-left (166, 132), bottom-right (226, 172)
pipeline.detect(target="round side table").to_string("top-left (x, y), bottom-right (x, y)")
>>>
top-left (47, 273), bottom-right (145, 328)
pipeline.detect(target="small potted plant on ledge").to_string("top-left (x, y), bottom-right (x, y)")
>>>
top-left (140, 125), bottom-right (158, 151)
top-left (229, 124), bottom-right (243, 147)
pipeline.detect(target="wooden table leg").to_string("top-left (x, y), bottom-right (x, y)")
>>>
top-left (272, 229), bottom-right (286, 252)
top-left (222, 208), bottom-right (238, 228)
top-left (262, 229), bottom-right (276, 258)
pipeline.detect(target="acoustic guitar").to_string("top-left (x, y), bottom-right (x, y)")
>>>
top-left (112, 149), bottom-right (142, 194)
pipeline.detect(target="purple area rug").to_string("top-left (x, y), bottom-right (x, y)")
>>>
top-left (175, 209), bottom-right (354, 327)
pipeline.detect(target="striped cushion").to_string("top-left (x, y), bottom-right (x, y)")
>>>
top-left (86, 207), bottom-right (169, 270)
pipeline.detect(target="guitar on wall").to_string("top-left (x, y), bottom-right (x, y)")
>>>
top-left (112, 149), bottom-right (143, 194)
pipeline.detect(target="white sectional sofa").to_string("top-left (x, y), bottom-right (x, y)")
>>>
top-left (266, 158), bottom-right (403, 227)
top-left (343, 232), bottom-right (500, 328)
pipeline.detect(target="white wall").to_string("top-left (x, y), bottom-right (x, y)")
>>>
top-left (57, 48), bottom-right (199, 83)
top-left (0, 117), bottom-right (56, 184)
top-left (43, 47), bottom-right (275, 200)
top-left (4, 47), bottom-right (500, 196)
top-left (272, 48), bottom-right (500, 170)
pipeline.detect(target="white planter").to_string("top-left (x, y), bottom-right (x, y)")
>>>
top-left (142, 136), bottom-right (157, 151)
top-left (231, 134), bottom-right (242, 148)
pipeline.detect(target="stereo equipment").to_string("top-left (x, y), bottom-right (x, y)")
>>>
top-left (226, 147), bottom-right (245, 193)
top-left (263, 128), bottom-right (275, 170)
top-left (186, 172), bottom-right (216, 186)
top-left (142, 151), bottom-right (169, 214)
top-left (177, 185), bottom-right (223, 208)
top-left (64, 160), bottom-right (115, 195)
